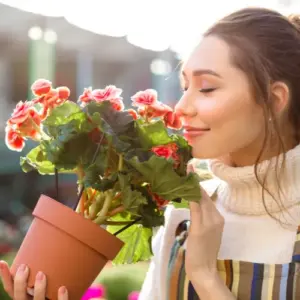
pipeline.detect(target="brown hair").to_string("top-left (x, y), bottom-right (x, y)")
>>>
top-left (204, 8), bottom-right (300, 218)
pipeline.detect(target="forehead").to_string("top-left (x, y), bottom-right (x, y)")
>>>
top-left (182, 36), bottom-right (233, 77)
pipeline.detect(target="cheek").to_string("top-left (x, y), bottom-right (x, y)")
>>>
top-left (195, 93), bottom-right (262, 128)
top-left (191, 94), bottom-right (265, 158)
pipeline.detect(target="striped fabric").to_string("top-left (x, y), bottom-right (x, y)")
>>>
top-left (167, 223), bottom-right (300, 300)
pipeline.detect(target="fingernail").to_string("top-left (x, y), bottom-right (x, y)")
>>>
top-left (36, 271), bottom-right (45, 281)
top-left (18, 264), bottom-right (27, 273)
top-left (59, 286), bottom-right (67, 295)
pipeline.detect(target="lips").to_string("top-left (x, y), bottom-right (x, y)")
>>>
top-left (183, 126), bottom-right (210, 139)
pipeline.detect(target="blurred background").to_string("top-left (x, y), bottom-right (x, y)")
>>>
top-left (0, 1), bottom-right (299, 299)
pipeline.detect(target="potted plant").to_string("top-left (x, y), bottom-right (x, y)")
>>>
top-left (5, 79), bottom-right (201, 299)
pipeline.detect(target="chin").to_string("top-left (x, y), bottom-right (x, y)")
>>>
top-left (191, 145), bottom-right (223, 160)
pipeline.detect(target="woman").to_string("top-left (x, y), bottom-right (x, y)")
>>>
top-left (139, 7), bottom-right (300, 300)
top-left (1, 6), bottom-right (300, 300)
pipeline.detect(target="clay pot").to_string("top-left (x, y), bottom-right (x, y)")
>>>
top-left (11, 195), bottom-right (124, 300)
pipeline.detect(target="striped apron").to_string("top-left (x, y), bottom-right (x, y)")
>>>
top-left (167, 221), bottom-right (300, 300)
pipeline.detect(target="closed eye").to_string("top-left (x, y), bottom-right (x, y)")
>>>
top-left (200, 88), bottom-right (216, 93)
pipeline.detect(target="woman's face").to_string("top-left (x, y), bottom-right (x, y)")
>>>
top-left (175, 35), bottom-right (266, 164)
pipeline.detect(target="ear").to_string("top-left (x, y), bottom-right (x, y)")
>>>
top-left (271, 81), bottom-right (290, 115)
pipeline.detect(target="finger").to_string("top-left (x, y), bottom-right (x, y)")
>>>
top-left (186, 162), bottom-right (195, 174)
top-left (14, 264), bottom-right (29, 300)
top-left (0, 260), bottom-right (14, 297)
top-left (33, 272), bottom-right (47, 300)
top-left (58, 286), bottom-right (69, 300)
top-left (189, 187), bottom-right (218, 232)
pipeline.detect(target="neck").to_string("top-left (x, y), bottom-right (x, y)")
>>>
top-left (209, 142), bottom-right (300, 216)
top-left (224, 137), bottom-right (296, 167)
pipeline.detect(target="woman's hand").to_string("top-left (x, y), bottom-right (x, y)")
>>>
top-left (0, 260), bottom-right (68, 300)
top-left (185, 186), bottom-right (224, 279)
top-left (184, 169), bottom-right (235, 299)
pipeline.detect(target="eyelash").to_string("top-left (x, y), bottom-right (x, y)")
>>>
top-left (182, 87), bottom-right (216, 93)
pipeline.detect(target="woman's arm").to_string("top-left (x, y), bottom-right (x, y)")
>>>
top-left (191, 271), bottom-right (236, 300)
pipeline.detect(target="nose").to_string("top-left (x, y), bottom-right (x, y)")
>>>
top-left (175, 92), bottom-right (197, 117)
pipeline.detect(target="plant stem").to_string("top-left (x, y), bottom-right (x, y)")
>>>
top-left (103, 220), bottom-right (139, 225)
top-left (118, 154), bottom-right (124, 171)
top-left (106, 205), bottom-right (124, 217)
top-left (31, 120), bottom-right (50, 140)
top-left (94, 190), bottom-right (113, 224)
top-left (89, 193), bottom-right (105, 220)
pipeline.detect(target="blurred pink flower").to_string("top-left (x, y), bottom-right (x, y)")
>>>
top-left (81, 284), bottom-right (105, 300)
top-left (128, 291), bottom-right (140, 300)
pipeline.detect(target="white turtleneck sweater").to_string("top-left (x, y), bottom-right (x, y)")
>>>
top-left (139, 144), bottom-right (300, 300)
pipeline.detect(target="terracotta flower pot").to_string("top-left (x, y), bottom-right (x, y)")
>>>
top-left (11, 195), bottom-right (124, 300)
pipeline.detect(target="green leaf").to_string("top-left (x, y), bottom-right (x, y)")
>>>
top-left (128, 155), bottom-right (201, 202)
top-left (107, 215), bottom-right (153, 264)
top-left (20, 145), bottom-right (56, 174)
top-left (85, 171), bottom-right (118, 192)
top-left (118, 173), bottom-right (147, 213)
top-left (42, 132), bottom-right (98, 170)
top-left (138, 200), bottom-right (165, 228)
top-left (43, 101), bottom-right (82, 125)
top-left (85, 101), bottom-right (139, 153)
top-left (136, 119), bottom-right (173, 149)
top-left (85, 101), bottom-right (134, 135)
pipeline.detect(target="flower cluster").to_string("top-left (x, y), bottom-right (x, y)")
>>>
top-left (5, 79), bottom-right (70, 152)
top-left (5, 78), bottom-right (201, 265)
top-left (131, 89), bottom-right (181, 129)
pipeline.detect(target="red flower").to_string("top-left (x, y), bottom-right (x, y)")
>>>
top-left (164, 111), bottom-right (182, 130)
top-left (138, 101), bottom-right (172, 120)
top-left (79, 87), bottom-right (93, 104)
top-left (131, 89), bottom-right (158, 107)
top-left (111, 98), bottom-right (124, 111)
top-left (127, 109), bottom-right (138, 120)
top-left (16, 109), bottom-right (42, 139)
top-left (34, 88), bottom-right (68, 118)
top-left (147, 187), bottom-right (169, 208)
top-left (152, 145), bottom-right (173, 160)
top-left (56, 86), bottom-right (70, 100)
top-left (31, 79), bottom-right (52, 96)
top-left (5, 127), bottom-right (25, 152)
top-left (8, 101), bottom-right (37, 125)
top-left (88, 128), bottom-right (102, 143)
top-left (92, 85), bottom-right (123, 102)
top-left (152, 193), bottom-right (169, 208)
top-left (151, 142), bottom-right (180, 166)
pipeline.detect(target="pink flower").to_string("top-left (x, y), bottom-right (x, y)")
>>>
top-left (92, 85), bottom-right (123, 102)
top-left (127, 109), bottom-right (138, 120)
top-left (81, 284), bottom-right (105, 300)
top-left (5, 127), bottom-right (25, 152)
top-left (79, 87), bottom-right (93, 104)
top-left (16, 109), bottom-right (42, 139)
top-left (56, 86), bottom-right (70, 100)
top-left (8, 101), bottom-right (36, 125)
top-left (164, 111), bottom-right (182, 130)
top-left (131, 89), bottom-right (158, 107)
top-left (31, 79), bottom-right (52, 96)
top-left (138, 102), bottom-right (172, 119)
top-left (79, 85), bottom-right (124, 110)
top-left (128, 291), bottom-right (140, 300)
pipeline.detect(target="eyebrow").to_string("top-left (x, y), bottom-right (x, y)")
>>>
top-left (182, 69), bottom-right (222, 78)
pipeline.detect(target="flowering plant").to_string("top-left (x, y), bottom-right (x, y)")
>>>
top-left (5, 79), bottom-right (201, 264)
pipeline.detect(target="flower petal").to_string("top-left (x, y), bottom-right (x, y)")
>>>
top-left (31, 79), bottom-right (52, 96)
